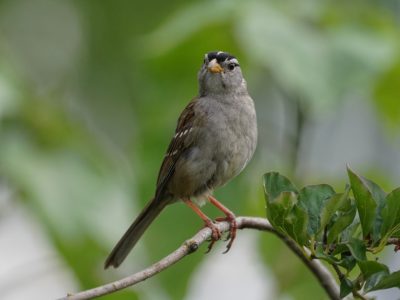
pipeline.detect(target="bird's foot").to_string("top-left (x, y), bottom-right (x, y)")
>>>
top-left (203, 219), bottom-right (222, 253)
top-left (215, 212), bottom-right (237, 253)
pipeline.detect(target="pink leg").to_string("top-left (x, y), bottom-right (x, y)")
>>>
top-left (183, 199), bottom-right (221, 253)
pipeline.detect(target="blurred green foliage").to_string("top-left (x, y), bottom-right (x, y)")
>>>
top-left (0, 0), bottom-right (399, 299)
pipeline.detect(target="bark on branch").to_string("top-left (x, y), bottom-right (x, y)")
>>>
top-left (58, 216), bottom-right (340, 300)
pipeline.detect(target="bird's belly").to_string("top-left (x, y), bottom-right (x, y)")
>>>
top-left (208, 128), bottom-right (254, 188)
top-left (212, 150), bottom-right (247, 186)
top-left (167, 114), bottom-right (256, 200)
top-left (166, 142), bottom-right (245, 199)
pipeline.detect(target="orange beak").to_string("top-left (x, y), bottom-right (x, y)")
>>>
top-left (207, 59), bottom-right (223, 73)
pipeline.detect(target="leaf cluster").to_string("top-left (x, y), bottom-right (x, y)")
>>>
top-left (263, 168), bottom-right (400, 298)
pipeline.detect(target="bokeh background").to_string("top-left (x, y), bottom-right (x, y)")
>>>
top-left (0, 0), bottom-right (399, 299)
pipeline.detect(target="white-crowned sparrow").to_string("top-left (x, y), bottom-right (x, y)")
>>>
top-left (105, 51), bottom-right (257, 269)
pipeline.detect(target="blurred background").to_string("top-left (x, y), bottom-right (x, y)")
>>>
top-left (0, 0), bottom-right (399, 299)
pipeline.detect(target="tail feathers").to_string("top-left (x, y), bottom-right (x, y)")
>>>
top-left (104, 198), bottom-right (167, 269)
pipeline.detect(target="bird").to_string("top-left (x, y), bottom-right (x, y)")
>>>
top-left (105, 51), bottom-right (257, 269)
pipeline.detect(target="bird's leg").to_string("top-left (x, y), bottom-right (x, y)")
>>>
top-left (208, 195), bottom-right (237, 253)
top-left (183, 199), bottom-right (221, 253)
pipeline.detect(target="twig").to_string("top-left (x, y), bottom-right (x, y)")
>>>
top-left (353, 290), bottom-right (369, 300)
top-left (58, 217), bottom-right (339, 300)
top-left (332, 264), bottom-right (345, 282)
top-left (387, 238), bottom-right (400, 244)
top-left (387, 237), bottom-right (400, 251)
top-left (332, 264), bottom-right (369, 300)
top-left (272, 230), bottom-right (339, 300)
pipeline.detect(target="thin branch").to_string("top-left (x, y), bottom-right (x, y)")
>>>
top-left (271, 228), bottom-right (339, 300)
top-left (332, 264), bottom-right (345, 282)
top-left (387, 237), bottom-right (400, 251)
top-left (353, 290), bottom-right (369, 300)
top-left (58, 217), bottom-right (339, 300)
top-left (387, 238), bottom-right (400, 244)
top-left (332, 263), bottom-right (370, 300)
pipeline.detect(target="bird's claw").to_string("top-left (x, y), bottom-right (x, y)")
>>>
top-left (204, 220), bottom-right (221, 253)
top-left (215, 214), bottom-right (237, 253)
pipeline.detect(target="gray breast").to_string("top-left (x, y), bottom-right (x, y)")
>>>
top-left (167, 94), bottom-right (257, 200)
top-left (198, 94), bottom-right (257, 188)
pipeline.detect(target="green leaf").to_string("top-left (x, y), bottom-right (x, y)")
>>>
top-left (364, 271), bottom-right (389, 292)
top-left (347, 167), bottom-right (386, 240)
top-left (327, 199), bottom-right (357, 244)
top-left (358, 261), bottom-right (389, 280)
top-left (263, 172), bottom-right (298, 203)
top-left (266, 191), bottom-right (298, 228)
top-left (285, 205), bottom-right (309, 245)
top-left (319, 187), bottom-right (350, 233)
top-left (332, 243), bottom-right (351, 256)
top-left (380, 188), bottom-right (400, 238)
top-left (340, 217), bottom-right (362, 245)
top-left (314, 244), bottom-right (341, 264)
top-left (364, 178), bottom-right (387, 241)
top-left (298, 184), bottom-right (336, 236)
top-left (340, 277), bottom-right (353, 298)
top-left (368, 271), bottom-right (400, 291)
top-left (346, 238), bottom-right (367, 261)
top-left (358, 262), bottom-right (391, 294)
top-left (264, 172), bottom-right (299, 236)
top-left (266, 191), bottom-right (309, 245)
top-left (338, 254), bottom-right (356, 273)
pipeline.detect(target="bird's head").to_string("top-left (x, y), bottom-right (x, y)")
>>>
top-left (198, 51), bottom-right (247, 96)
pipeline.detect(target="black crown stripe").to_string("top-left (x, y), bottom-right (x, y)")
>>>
top-left (207, 51), bottom-right (236, 63)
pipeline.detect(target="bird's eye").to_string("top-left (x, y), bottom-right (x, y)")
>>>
top-left (227, 63), bottom-right (237, 71)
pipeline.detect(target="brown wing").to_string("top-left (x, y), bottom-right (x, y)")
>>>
top-left (155, 98), bottom-right (197, 200)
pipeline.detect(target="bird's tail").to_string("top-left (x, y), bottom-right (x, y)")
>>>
top-left (104, 197), bottom-right (167, 269)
